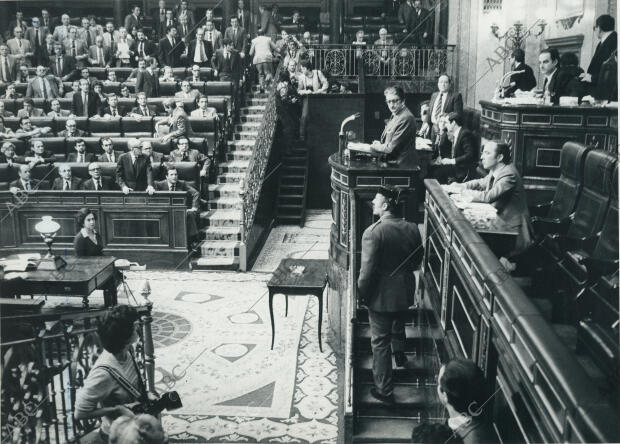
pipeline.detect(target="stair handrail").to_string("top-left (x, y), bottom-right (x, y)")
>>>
top-left (239, 62), bottom-right (282, 247)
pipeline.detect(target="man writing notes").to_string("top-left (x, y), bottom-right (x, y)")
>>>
top-left (357, 185), bottom-right (423, 404)
top-left (370, 86), bottom-right (417, 164)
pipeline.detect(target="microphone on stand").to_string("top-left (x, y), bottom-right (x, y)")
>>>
top-left (339, 113), bottom-right (361, 161)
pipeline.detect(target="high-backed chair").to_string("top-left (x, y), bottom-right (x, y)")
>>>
top-left (29, 163), bottom-right (56, 189)
top-left (118, 98), bottom-right (137, 112)
top-left (188, 138), bottom-right (207, 155)
top-left (14, 83), bottom-right (27, 97)
top-left (89, 68), bottom-right (108, 80)
top-left (110, 138), bottom-right (131, 153)
top-left (0, 164), bottom-right (18, 189)
top-left (5, 138), bottom-right (27, 155)
top-left (30, 116), bottom-right (56, 134)
top-left (531, 142), bottom-right (591, 232)
top-left (102, 82), bottom-right (122, 95)
top-left (172, 67), bottom-right (187, 79)
top-left (147, 98), bottom-right (166, 114)
top-left (89, 117), bottom-right (122, 137)
top-left (3, 117), bottom-right (20, 132)
top-left (190, 81), bottom-right (206, 94)
top-left (159, 81), bottom-right (178, 97)
top-left (199, 68), bottom-right (214, 81)
top-left (178, 99), bottom-right (197, 113)
top-left (57, 98), bottom-right (72, 110)
top-left (160, 161), bottom-right (200, 190)
top-left (1, 99), bottom-right (16, 114)
top-left (189, 117), bottom-right (218, 155)
top-left (33, 137), bottom-right (67, 161)
top-left (207, 97), bottom-right (228, 119)
top-left (32, 98), bottom-right (46, 111)
top-left (111, 68), bottom-right (134, 81)
top-left (121, 117), bottom-right (154, 137)
top-left (142, 138), bottom-right (172, 155)
top-left (205, 81), bottom-right (233, 98)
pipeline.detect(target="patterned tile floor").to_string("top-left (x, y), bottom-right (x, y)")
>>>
top-left (123, 211), bottom-right (337, 444)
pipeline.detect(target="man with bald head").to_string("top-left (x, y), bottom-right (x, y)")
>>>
top-left (10, 164), bottom-right (48, 194)
top-left (7, 27), bottom-right (33, 66)
top-left (115, 138), bottom-right (155, 194)
top-left (26, 65), bottom-right (61, 99)
top-left (88, 35), bottom-right (112, 68)
top-left (54, 14), bottom-right (72, 42)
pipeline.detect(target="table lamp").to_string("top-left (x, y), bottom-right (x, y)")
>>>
top-left (34, 216), bottom-right (67, 271)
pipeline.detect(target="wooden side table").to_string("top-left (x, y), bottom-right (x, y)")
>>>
top-left (267, 258), bottom-right (329, 352)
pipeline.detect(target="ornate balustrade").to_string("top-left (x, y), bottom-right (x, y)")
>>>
top-left (304, 44), bottom-right (456, 79)
top-left (0, 303), bottom-right (154, 444)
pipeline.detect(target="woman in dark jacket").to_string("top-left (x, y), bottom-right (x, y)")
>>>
top-left (74, 208), bottom-right (104, 257)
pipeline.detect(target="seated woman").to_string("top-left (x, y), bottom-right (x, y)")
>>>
top-left (159, 66), bottom-right (177, 82)
top-left (296, 58), bottom-right (329, 94)
top-left (0, 116), bottom-right (15, 139)
top-left (75, 305), bottom-right (156, 444)
top-left (74, 208), bottom-right (104, 257)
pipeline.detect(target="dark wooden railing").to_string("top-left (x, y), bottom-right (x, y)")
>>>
top-left (0, 304), bottom-right (154, 444)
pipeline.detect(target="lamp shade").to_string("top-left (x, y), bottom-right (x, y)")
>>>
top-left (34, 216), bottom-right (61, 236)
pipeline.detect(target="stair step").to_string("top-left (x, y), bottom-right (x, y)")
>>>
top-left (217, 172), bottom-right (246, 184)
top-left (227, 150), bottom-right (253, 161)
top-left (218, 160), bottom-right (250, 173)
top-left (247, 98), bottom-right (268, 106)
top-left (278, 193), bottom-right (304, 199)
top-left (227, 140), bottom-right (255, 150)
top-left (200, 209), bottom-right (241, 227)
top-left (198, 240), bottom-right (240, 258)
top-left (277, 204), bottom-right (303, 209)
top-left (356, 325), bottom-right (441, 352)
top-left (208, 183), bottom-right (241, 198)
top-left (234, 131), bottom-right (259, 140)
top-left (356, 353), bottom-right (437, 381)
top-left (353, 417), bottom-right (419, 443)
top-left (191, 256), bottom-right (240, 271)
top-left (201, 226), bottom-right (241, 241)
top-left (235, 122), bottom-right (262, 132)
top-left (241, 105), bottom-right (266, 114)
top-left (279, 184), bottom-right (304, 189)
top-left (240, 114), bottom-right (264, 123)
top-left (282, 165), bottom-right (306, 171)
top-left (357, 383), bottom-right (438, 410)
top-left (209, 197), bottom-right (242, 210)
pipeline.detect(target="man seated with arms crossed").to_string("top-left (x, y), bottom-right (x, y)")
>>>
top-left (370, 86), bottom-right (417, 164)
top-left (66, 139), bottom-right (97, 163)
top-left (58, 119), bottom-right (87, 137)
top-left (116, 138), bottom-right (156, 195)
top-left (17, 99), bottom-right (45, 118)
top-left (155, 164), bottom-right (201, 250)
top-left (190, 94), bottom-right (218, 119)
top-left (23, 139), bottom-right (55, 165)
top-left (15, 118), bottom-right (53, 140)
top-left (10, 164), bottom-right (48, 194)
top-left (443, 141), bottom-right (533, 256)
top-left (167, 136), bottom-right (210, 179)
top-left (81, 162), bottom-right (115, 190)
top-left (51, 164), bottom-right (81, 190)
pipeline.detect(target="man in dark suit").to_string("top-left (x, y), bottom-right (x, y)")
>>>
top-left (503, 48), bottom-right (537, 97)
top-left (204, 20), bottom-right (223, 54)
top-left (211, 39), bottom-right (241, 82)
top-left (81, 162), bottom-right (116, 190)
top-left (131, 30), bottom-right (157, 66)
top-left (9, 164), bottom-right (48, 194)
top-left (66, 139), bottom-right (97, 163)
top-left (224, 17), bottom-right (247, 58)
top-left (141, 140), bottom-right (166, 166)
top-left (23, 139), bottom-right (55, 165)
top-left (124, 5), bottom-right (143, 36)
top-left (71, 78), bottom-right (101, 117)
top-left (176, 15), bottom-right (193, 43)
top-left (0, 44), bottom-right (18, 84)
top-left (538, 48), bottom-right (574, 105)
top-left (50, 42), bottom-right (78, 82)
top-left (152, 0), bottom-right (169, 38)
top-left (158, 26), bottom-right (185, 67)
top-left (51, 163), bottom-right (82, 190)
top-left (158, 10), bottom-right (177, 40)
top-left (430, 112), bottom-right (476, 183)
top-left (357, 184), bottom-right (423, 403)
top-left (429, 74), bottom-right (463, 135)
top-left (97, 137), bottom-right (122, 163)
top-left (370, 86), bottom-right (417, 164)
top-left (130, 92), bottom-right (158, 117)
top-left (167, 136), bottom-right (210, 178)
top-left (175, 0), bottom-right (196, 30)
top-left (187, 29), bottom-right (211, 67)
top-left (99, 93), bottom-right (126, 118)
top-left (135, 58), bottom-right (160, 97)
top-left (411, 0), bottom-right (432, 46)
top-left (235, 0), bottom-right (251, 33)
top-left (88, 35), bottom-right (113, 68)
top-left (38, 34), bottom-right (56, 67)
top-left (398, 0), bottom-right (416, 37)
top-left (444, 141), bottom-right (533, 255)
top-left (581, 14), bottom-right (617, 93)
top-left (115, 138), bottom-right (155, 194)
top-left (437, 360), bottom-right (497, 444)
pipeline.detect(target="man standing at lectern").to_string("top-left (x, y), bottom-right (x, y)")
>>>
top-left (370, 86), bottom-right (417, 164)
top-left (357, 185), bottom-right (423, 404)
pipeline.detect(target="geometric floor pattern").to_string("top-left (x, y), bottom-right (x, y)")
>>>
top-left (123, 210), bottom-right (338, 443)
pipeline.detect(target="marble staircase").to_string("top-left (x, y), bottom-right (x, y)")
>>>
top-left (191, 87), bottom-right (268, 271)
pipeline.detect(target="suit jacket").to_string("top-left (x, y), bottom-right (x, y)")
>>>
top-left (6, 38), bottom-right (32, 60)
top-left (236, 9), bottom-right (251, 32)
top-left (131, 40), bottom-right (156, 63)
top-left (224, 26), bottom-right (247, 53)
top-left (455, 418), bottom-right (497, 444)
top-left (9, 178), bottom-right (47, 191)
top-left (175, 89), bottom-right (200, 100)
top-left (50, 56), bottom-right (77, 80)
top-left (63, 38), bottom-right (88, 58)
top-left (152, 8), bottom-right (169, 36)
top-left (505, 62), bottom-right (537, 96)
top-left (53, 25), bottom-right (71, 43)
top-left (115, 152), bottom-right (153, 191)
top-left (98, 151), bottom-right (123, 163)
top-left (436, 128), bottom-right (477, 181)
top-left (398, 1), bottom-right (416, 31)
top-left (175, 8), bottom-right (196, 29)
top-left (38, 44), bottom-right (56, 66)
top-left (99, 105), bottom-right (126, 117)
top-left (167, 148), bottom-right (207, 164)
top-left (146, 152), bottom-right (166, 164)
top-left (135, 69), bottom-right (160, 98)
top-left (429, 90), bottom-right (464, 119)
top-left (88, 45), bottom-right (112, 67)
top-left (16, 108), bottom-right (45, 118)
top-left (158, 18), bottom-right (178, 39)
top-left (411, 8), bottom-right (432, 44)
top-left (81, 176), bottom-right (115, 190)
top-left (48, 109), bottom-right (71, 118)
top-left (25, 27), bottom-right (49, 48)
top-left (23, 149), bottom-right (55, 162)
top-left (204, 29), bottom-right (223, 52)
top-left (26, 76), bottom-right (61, 99)
top-left (187, 39), bottom-right (212, 64)
top-left (58, 129), bottom-right (87, 137)
top-left (78, 28), bottom-right (99, 47)
top-left (72, 91), bottom-right (101, 117)
top-left (66, 152), bottom-right (97, 163)
top-left (176, 23), bottom-right (194, 41)
top-left (464, 163), bottom-right (533, 253)
top-left (51, 176), bottom-right (82, 190)
top-left (0, 54), bottom-right (17, 82)
top-left (158, 36), bottom-right (185, 67)
top-left (124, 14), bottom-right (143, 33)
top-left (130, 105), bottom-right (157, 117)
top-left (357, 213), bottom-right (423, 311)
top-left (211, 49), bottom-right (241, 80)
top-left (376, 106), bottom-right (417, 163)
top-left (544, 68), bottom-right (575, 105)
top-left (587, 31), bottom-right (617, 86)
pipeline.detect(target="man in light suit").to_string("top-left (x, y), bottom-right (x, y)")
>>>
top-left (0, 45), bottom-right (18, 84)
top-left (51, 164), bottom-right (82, 190)
top-left (7, 27), bottom-right (33, 66)
top-left (167, 136), bottom-right (210, 177)
top-left (429, 74), bottom-right (463, 136)
top-left (78, 17), bottom-right (99, 49)
top-left (444, 141), bottom-right (534, 254)
top-left (102, 22), bottom-right (120, 53)
top-left (71, 78), bottom-right (101, 117)
top-left (224, 17), bottom-right (247, 58)
top-left (430, 112), bottom-right (477, 183)
top-left (53, 14), bottom-right (72, 43)
top-left (357, 184), bottom-right (423, 404)
top-left (47, 99), bottom-right (72, 118)
top-left (370, 86), bottom-right (417, 164)
top-left (16, 100), bottom-right (45, 118)
top-left (80, 162), bottom-right (116, 190)
top-left (115, 138), bottom-right (156, 194)
top-left (88, 35), bottom-right (112, 68)
top-left (63, 27), bottom-right (89, 67)
top-left (26, 65), bottom-right (62, 99)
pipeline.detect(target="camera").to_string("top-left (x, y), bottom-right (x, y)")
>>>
top-left (131, 391), bottom-right (182, 416)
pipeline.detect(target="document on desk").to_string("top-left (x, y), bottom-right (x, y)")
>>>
top-left (347, 142), bottom-right (374, 153)
top-left (416, 137), bottom-right (433, 151)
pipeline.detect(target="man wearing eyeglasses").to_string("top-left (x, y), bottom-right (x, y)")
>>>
top-left (370, 86), bottom-right (417, 164)
top-left (167, 136), bottom-right (210, 178)
top-left (81, 162), bottom-right (116, 190)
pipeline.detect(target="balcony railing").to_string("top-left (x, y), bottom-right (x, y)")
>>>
top-left (303, 44), bottom-right (456, 79)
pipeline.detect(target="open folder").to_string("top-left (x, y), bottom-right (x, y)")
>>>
top-left (347, 142), bottom-right (374, 154)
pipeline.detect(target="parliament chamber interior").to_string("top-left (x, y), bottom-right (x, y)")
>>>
top-left (0, 0), bottom-right (618, 443)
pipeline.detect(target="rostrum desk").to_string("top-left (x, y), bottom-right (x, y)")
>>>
top-left (479, 100), bottom-right (617, 204)
top-left (326, 153), bottom-right (420, 353)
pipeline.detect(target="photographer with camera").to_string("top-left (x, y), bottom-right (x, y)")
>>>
top-left (75, 305), bottom-right (180, 443)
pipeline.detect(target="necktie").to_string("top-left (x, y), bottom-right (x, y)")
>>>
top-left (17, 39), bottom-right (22, 50)
top-left (57, 58), bottom-right (62, 76)
top-left (41, 78), bottom-right (48, 99)
top-left (487, 175), bottom-right (495, 191)
top-left (431, 92), bottom-right (442, 124)
top-left (25, 181), bottom-right (31, 191)
top-left (35, 29), bottom-right (40, 47)
top-left (86, 31), bottom-right (92, 47)
top-left (184, 25), bottom-right (187, 36)
top-left (182, 151), bottom-right (188, 161)
top-left (79, 153), bottom-right (84, 162)
top-left (168, 20), bottom-right (172, 27)
top-left (83, 94), bottom-right (88, 116)
top-left (94, 179), bottom-right (99, 190)
top-left (98, 47), bottom-right (104, 66)
top-left (1, 57), bottom-right (9, 82)
top-left (64, 180), bottom-right (69, 190)
top-left (233, 29), bottom-right (236, 43)
top-left (171, 183), bottom-right (175, 191)
top-left (142, 107), bottom-right (148, 116)
top-left (98, 179), bottom-right (102, 189)
top-left (72, 41), bottom-right (76, 57)
top-left (111, 108), bottom-right (117, 117)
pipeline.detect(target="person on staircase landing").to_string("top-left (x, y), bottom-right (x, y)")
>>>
top-left (357, 185), bottom-right (423, 404)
